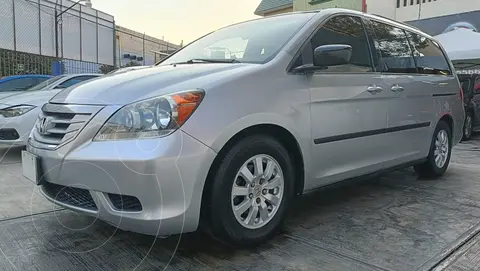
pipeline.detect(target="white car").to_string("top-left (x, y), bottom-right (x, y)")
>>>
top-left (0, 74), bottom-right (101, 146)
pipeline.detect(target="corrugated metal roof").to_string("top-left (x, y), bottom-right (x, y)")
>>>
top-left (254, 0), bottom-right (293, 15)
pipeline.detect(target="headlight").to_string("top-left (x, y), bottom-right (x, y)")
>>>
top-left (94, 89), bottom-right (204, 141)
top-left (0, 105), bottom-right (36, 118)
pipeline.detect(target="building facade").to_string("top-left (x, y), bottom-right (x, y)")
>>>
top-left (0, 0), bottom-right (116, 76)
top-left (366, 0), bottom-right (480, 36)
top-left (254, 0), bottom-right (366, 16)
top-left (115, 26), bottom-right (180, 67)
top-left (255, 0), bottom-right (480, 37)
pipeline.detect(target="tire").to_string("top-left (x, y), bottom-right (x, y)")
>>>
top-left (203, 134), bottom-right (294, 246)
top-left (462, 112), bottom-right (473, 141)
top-left (414, 121), bottom-right (452, 178)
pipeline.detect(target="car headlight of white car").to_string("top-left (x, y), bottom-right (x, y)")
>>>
top-left (0, 105), bottom-right (36, 118)
top-left (94, 89), bottom-right (205, 141)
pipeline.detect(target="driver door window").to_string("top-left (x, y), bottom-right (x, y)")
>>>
top-left (308, 15), bottom-right (373, 73)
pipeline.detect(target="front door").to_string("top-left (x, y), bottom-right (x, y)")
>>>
top-left (299, 15), bottom-right (389, 189)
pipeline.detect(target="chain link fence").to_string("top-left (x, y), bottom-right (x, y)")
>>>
top-left (0, 0), bottom-right (116, 77)
top-left (116, 26), bottom-right (180, 68)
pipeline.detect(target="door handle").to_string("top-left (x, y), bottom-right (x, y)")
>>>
top-left (391, 85), bottom-right (405, 92)
top-left (367, 85), bottom-right (383, 94)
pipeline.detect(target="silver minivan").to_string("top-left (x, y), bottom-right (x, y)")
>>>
top-left (22, 9), bottom-right (464, 245)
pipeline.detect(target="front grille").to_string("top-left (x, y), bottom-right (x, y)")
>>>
top-left (42, 182), bottom-right (98, 211)
top-left (0, 129), bottom-right (19, 140)
top-left (31, 103), bottom-right (102, 149)
top-left (108, 193), bottom-right (142, 212)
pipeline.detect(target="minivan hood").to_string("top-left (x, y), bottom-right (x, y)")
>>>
top-left (51, 64), bottom-right (254, 105)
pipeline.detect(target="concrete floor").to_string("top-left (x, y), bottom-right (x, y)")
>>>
top-left (0, 139), bottom-right (479, 271)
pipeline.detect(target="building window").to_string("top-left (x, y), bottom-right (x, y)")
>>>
top-left (397, 0), bottom-right (401, 8)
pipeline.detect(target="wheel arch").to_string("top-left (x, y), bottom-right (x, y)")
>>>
top-left (199, 123), bottom-right (307, 228)
top-left (438, 114), bottom-right (454, 136)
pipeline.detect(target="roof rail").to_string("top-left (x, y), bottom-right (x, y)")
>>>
top-left (369, 13), bottom-right (422, 31)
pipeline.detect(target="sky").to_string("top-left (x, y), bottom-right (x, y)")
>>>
top-left (92, 0), bottom-right (261, 46)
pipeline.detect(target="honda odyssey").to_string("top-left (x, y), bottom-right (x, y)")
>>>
top-left (22, 9), bottom-right (464, 245)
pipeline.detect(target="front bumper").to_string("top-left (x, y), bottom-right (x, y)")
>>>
top-left (28, 129), bottom-right (216, 236)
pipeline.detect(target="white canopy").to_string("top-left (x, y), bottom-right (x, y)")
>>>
top-left (434, 28), bottom-right (480, 61)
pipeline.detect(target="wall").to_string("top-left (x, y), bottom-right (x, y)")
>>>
top-left (365, 0), bottom-right (396, 19)
top-left (264, 6), bottom-right (293, 16)
top-left (294, 0), bottom-right (362, 11)
top-left (0, 0), bottom-right (115, 65)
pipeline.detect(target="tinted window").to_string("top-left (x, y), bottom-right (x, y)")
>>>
top-left (406, 32), bottom-right (451, 75)
top-left (57, 76), bottom-right (98, 89)
top-left (310, 16), bottom-right (372, 73)
top-left (0, 78), bottom-right (38, 91)
top-left (371, 21), bottom-right (416, 74)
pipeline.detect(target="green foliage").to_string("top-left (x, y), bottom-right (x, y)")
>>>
top-left (0, 49), bottom-right (56, 76)
top-left (99, 64), bottom-right (116, 74)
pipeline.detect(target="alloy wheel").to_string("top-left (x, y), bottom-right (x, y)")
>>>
top-left (231, 154), bottom-right (284, 229)
top-left (434, 130), bottom-right (449, 168)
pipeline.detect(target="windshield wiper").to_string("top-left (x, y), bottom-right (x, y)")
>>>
top-left (171, 58), bottom-right (241, 65)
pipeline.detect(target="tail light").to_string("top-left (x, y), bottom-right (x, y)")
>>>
top-left (460, 87), bottom-right (464, 102)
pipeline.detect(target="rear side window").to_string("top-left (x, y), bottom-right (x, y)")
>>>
top-left (406, 32), bottom-right (452, 75)
top-left (370, 21), bottom-right (416, 74)
top-left (309, 16), bottom-right (372, 73)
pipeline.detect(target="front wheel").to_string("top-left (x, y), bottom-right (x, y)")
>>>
top-left (203, 135), bottom-right (294, 246)
top-left (462, 112), bottom-right (473, 141)
top-left (414, 121), bottom-right (452, 178)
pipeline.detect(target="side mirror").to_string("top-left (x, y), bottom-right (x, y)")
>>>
top-left (313, 44), bottom-right (352, 67)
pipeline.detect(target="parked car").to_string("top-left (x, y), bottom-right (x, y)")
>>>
top-left (22, 9), bottom-right (464, 246)
top-left (0, 75), bottom-right (52, 99)
top-left (458, 74), bottom-right (480, 140)
top-left (0, 74), bottom-right (101, 146)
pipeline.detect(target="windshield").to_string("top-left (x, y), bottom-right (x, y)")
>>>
top-left (27, 76), bottom-right (66, 91)
top-left (159, 13), bottom-right (315, 65)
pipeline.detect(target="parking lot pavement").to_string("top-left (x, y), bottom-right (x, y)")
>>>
top-left (0, 146), bottom-right (61, 221)
top-left (0, 139), bottom-right (479, 271)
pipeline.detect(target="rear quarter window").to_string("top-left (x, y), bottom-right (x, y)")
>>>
top-left (405, 31), bottom-right (452, 75)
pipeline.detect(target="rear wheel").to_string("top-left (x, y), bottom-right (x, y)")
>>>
top-left (414, 121), bottom-right (452, 178)
top-left (203, 135), bottom-right (294, 246)
top-left (462, 112), bottom-right (473, 141)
